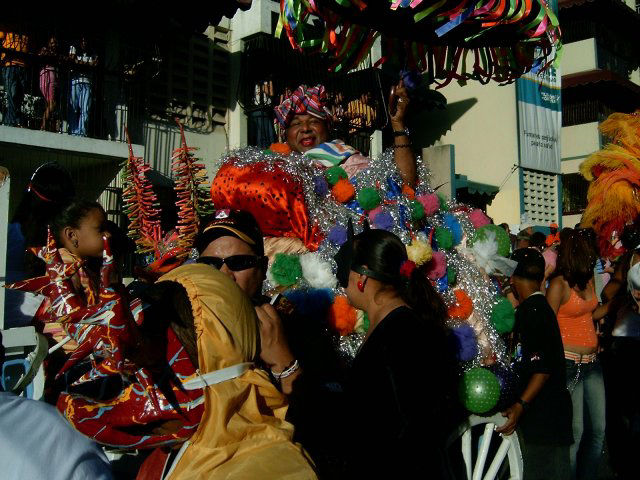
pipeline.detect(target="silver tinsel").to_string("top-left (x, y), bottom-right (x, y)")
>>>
top-left (216, 146), bottom-right (509, 367)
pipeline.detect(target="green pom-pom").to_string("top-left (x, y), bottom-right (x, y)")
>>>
top-left (471, 224), bottom-right (511, 257)
top-left (409, 200), bottom-right (425, 221)
top-left (437, 193), bottom-right (449, 211)
top-left (270, 253), bottom-right (303, 287)
top-left (490, 297), bottom-right (516, 334)
top-left (447, 266), bottom-right (457, 285)
top-left (357, 187), bottom-right (382, 211)
top-left (325, 166), bottom-right (348, 186)
top-left (435, 227), bottom-right (454, 250)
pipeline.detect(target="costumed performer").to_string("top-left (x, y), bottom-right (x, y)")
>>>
top-left (211, 80), bottom-right (416, 251)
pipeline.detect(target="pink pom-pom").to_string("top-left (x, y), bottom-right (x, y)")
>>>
top-left (368, 206), bottom-right (384, 223)
top-left (416, 193), bottom-right (439, 216)
top-left (426, 251), bottom-right (447, 280)
top-left (469, 209), bottom-right (491, 228)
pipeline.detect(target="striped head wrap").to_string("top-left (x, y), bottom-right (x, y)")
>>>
top-left (274, 84), bottom-right (332, 128)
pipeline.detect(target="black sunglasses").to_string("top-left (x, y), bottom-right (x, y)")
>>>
top-left (197, 255), bottom-right (262, 272)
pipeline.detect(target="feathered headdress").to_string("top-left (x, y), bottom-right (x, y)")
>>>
top-left (580, 111), bottom-right (640, 258)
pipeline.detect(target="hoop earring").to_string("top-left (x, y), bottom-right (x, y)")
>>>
top-left (357, 281), bottom-right (365, 292)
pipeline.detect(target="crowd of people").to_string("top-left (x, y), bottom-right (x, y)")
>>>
top-left (1, 29), bottom-right (99, 135)
top-left (2, 76), bottom-right (639, 480)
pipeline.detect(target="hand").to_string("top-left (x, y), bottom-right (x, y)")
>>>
top-left (495, 403), bottom-right (523, 436)
top-left (389, 79), bottom-right (409, 129)
top-left (255, 303), bottom-right (295, 370)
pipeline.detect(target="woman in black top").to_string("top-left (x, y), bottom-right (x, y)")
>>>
top-left (335, 228), bottom-right (461, 478)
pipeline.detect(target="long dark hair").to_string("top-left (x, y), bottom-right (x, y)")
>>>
top-left (351, 229), bottom-right (448, 329)
top-left (557, 228), bottom-right (598, 290)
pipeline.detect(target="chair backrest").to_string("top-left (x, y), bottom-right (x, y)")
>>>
top-left (0, 326), bottom-right (47, 399)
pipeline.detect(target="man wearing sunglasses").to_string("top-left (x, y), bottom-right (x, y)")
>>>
top-left (195, 209), bottom-right (269, 302)
top-left (195, 210), bottom-right (298, 384)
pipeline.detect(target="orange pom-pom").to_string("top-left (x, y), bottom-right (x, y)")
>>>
top-left (402, 183), bottom-right (416, 200)
top-left (269, 143), bottom-right (292, 155)
top-left (448, 289), bottom-right (473, 320)
top-left (328, 296), bottom-right (357, 335)
top-left (332, 178), bottom-right (356, 203)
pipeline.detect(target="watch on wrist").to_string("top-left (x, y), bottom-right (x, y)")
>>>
top-left (392, 127), bottom-right (410, 137)
top-left (517, 398), bottom-right (529, 411)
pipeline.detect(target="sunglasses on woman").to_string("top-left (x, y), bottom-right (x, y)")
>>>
top-left (197, 255), bottom-right (262, 272)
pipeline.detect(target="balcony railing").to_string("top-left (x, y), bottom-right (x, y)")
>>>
top-left (1, 42), bottom-right (144, 144)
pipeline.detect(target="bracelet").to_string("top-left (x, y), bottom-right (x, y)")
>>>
top-left (393, 144), bottom-right (412, 149)
top-left (393, 128), bottom-right (410, 137)
top-left (271, 359), bottom-right (299, 381)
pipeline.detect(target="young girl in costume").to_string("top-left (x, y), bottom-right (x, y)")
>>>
top-left (42, 201), bottom-right (111, 352)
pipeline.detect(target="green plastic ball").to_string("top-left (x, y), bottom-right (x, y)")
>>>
top-left (409, 200), bottom-right (425, 221)
top-left (491, 297), bottom-right (516, 334)
top-left (471, 224), bottom-right (511, 258)
top-left (459, 367), bottom-right (501, 414)
top-left (357, 187), bottom-right (382, 211)
top-left (325, 166), bottom-right (348, 186)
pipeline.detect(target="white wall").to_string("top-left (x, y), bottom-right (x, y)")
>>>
top-left (561, 39), bottom-right (597, 76)
top-left (434, 79), bottom-right (521, 225)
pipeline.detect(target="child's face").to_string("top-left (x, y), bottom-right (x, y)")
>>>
top-left (74, 208), bottom-right (109, 258)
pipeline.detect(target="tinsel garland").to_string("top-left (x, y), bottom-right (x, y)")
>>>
top-left (172, 121), bottom-right (215, 259)
top-left (217, 146), bottom-right (510, 370)
top-left (121, 132), bottom-right (162, 253)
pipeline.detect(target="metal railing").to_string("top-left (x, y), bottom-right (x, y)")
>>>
top-left (1, 41), bottom-right (144, 143)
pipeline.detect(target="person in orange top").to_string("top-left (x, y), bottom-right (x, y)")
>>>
top-left (1, 30), bottom-right (29, 126)
top-left (546, 229), bottom-right (610, 480)
top-left (546, 222), bottom-right (560, 247)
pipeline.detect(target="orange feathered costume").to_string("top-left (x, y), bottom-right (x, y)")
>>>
top-left (580, 111), bottom-right (640, 258)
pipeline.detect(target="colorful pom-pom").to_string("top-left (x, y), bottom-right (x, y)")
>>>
top-left (409, 200), bottom-right (425, 221)
top-left (416, 193), bottom-right (439, 216)
top-left (426, 251), bottom-right (447, 279)
top-left (399, 260), bottom-right (417, 278)
top-left (437, 193), bottom-right (449, 211)
top-left (268, 143), bottom-right (292, 155)
top-left (469, 209), bottom-right (491, 228)
top-left (325, 166), bottom-right (348, 186)
top-left (283, 288), bottom-right (334, 319)
top-left (357, 187), bottom-right (382, 211)
top-left (373, 212), bottom-right (394, 231)
top-left (368, 206), bottom-right (383, 223)
top-left (490, 296), bottom-right (516, 334)
top-left (435, 227), bottom-right (454, 250)
top-left (300, 253), bottom-right (337, 289)
top-left (472, 224), bottom-right (511, 257)
top-left (328, 295), bottom-right (357, 336)
top-left (406, 239), bottom-right (433, 266)
top-left (328, 225), bottom-right (348, 246)
top-left (447, 266), bottom-right (457, 285)
top-left (448, 289), bottom-right (474, 320)
top-left (313, 175), bottom-right (329, 196)
top-left (443, 213), bottom-right (462, 245)
top-left (402, 183), bottom-right (416, 199)
top-left (270, 253), bottom-right (303, 287)
top-left (332, 178), bottom-right (356, 203)
top-left (451, 324), bottom-right (478, 362)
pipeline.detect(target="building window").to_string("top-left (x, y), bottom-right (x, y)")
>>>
top-left (522, 169), bottom-right (558, 224)
top-left (562, 173), bottom-right (589, 216)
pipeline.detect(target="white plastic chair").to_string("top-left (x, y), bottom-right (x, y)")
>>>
top-left (449, 414), bottom-right (523, 480)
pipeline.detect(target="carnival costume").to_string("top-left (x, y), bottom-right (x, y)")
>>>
top-left (580, 111), bottom-right (640, 258)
